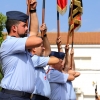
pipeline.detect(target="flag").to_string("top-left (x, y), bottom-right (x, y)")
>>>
top-left (69, 0), bottom-right (83, 35)
top-left (57, 0), bottom-right (68, 15)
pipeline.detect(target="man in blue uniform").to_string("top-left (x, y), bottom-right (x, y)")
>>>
top-left (63, 46), bottom-right (78, 100)
top-left (0, 0), bottom-right (43, 100)
top-left (47, 51), bottom-right (75, 100)
top-left (56, 37), bottom-right (80, 100)
top-left (29, 23), bottom-right (60, 100)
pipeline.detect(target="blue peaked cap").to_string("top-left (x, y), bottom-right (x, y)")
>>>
top-left (49, 51), bottom-right (65, 60)
top-left (6, 11), bottom-right (29, 23)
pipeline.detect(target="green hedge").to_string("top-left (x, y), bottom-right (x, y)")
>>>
top-left (0, 13), bottom-right (6, 91)
top-left (0, 66), bottom-right (3, 91)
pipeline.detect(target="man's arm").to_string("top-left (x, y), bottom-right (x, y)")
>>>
top-left (68, 48), bottom-right (80, 77)
top-left (29, 0), bottom-right (39, 36)
top-left (67, 74), bottom-right (75, 81)
top-left (25, 36), bottom-right (42, 49)
top-left (25, 0), bottom-right (43, 49)
top-left (42, 34), bottom-right (51, 56)
top-left (31, 55), bottom-right (59, 68)
top-left (47, 56), bottom-right (59, 65)
top-left (70, 48), bottom-right (75, 70)
top-left (40, 23), bottom-right (51, 56)
top-left (56, 36), bottom-right (63, 52)
top-left (63, 44), bottom-right (70, 72)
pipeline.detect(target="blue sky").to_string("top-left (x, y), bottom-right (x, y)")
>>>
top-left (0, 0), bottom-right (100, 32)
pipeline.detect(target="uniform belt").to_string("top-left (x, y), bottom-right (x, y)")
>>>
top-left (32, 94), bottom-right (49, 100)
top-left (1, 88), bottom-right (31, 98)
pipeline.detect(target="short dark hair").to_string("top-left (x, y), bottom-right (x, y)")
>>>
top-left (49, 51), bottom-right (65, 60)
top-left (6, 19), bottom-right (20, 34)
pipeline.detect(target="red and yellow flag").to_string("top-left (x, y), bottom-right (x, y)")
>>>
top-left (57, 0), bottom-right (68, 15)
top-left (69, 0), bottom-right (83, 34)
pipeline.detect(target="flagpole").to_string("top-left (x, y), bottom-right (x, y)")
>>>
top-left (57, 11), bottom-right (61, 52)
top-left (57, 0), bottom-right (67, 52)
top-left (68, 0), bottom-right (83, 70)
top-left (57, 0), bottom-right (61, 52)
top-left (70, 0), bottom-right (74, 48)
top-left (57, 11), bottom-right (60, 38)
top-left (41, 0), bottom-right (45, 37)
top-left (67, 0), bottom-right (74, 45)
top-left (68, 0), bottom-right (74, 69)
top-left (27, 0), bottom-right (30, 31)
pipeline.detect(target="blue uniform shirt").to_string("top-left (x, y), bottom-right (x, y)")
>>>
top-left (0, 36), bottom-right (35, 93)
top-left (66, 81), bottom-right (76, 100)
top-left (31, 55), bottom-right (51, 98)
top-left (47, 68), bottom-right (69, 100)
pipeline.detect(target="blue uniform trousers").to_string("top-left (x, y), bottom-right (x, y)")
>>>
top-left (0, 89), bottom-right (31, 100)
top-left (32, 94), bottom-right (49, 100)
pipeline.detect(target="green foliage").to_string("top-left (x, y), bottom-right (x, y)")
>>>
top-left (0, 13), bottom-right (6, 45)
top-left (0, 34), bottom-right (5, 45)
top-left (0, 13), bottom-right (6, 90)
top-left (0, 66), bottom-right (3, 80)
top-left (0, 66), bottom-right (3, 91)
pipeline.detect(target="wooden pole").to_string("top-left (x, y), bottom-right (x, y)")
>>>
top-left (41, 0), bottom-right (45, 37)
top-left (57, 11), bottom-right (60, 37)
top-left (67, 0), bottom-right (74, 45)
top-left (57, 0), bottom-right (61, 52)
top-left (57, 11), bottom-right (61, 52)
top-left (26, 0), bottom-right (30, 31)
top-left (68, 0), bottom-right (74, 69)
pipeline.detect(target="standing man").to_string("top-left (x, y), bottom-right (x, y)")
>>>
top-left (0, 0), bottom-right (43, 100)
top-left (63, 45), bottom-right (79, 100)
top-left (56, 36), bottom-right (80, 100)
top-left (47, 51), bottom-right (75, 100)
top-left (29, 23), bottom-right (60, 100)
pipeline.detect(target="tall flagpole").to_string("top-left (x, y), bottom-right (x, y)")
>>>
top-left (57, 11), bottom-right (60, 38)
top-left (57, 11), bottom-right (61, 52)
top-left (68, 0), bottom-right (74, 69)
top-left (57, 0), bottom-right (61, 52)
top-left (67, 0), bottom-right (74, 45)
top-left (71, 0), bottom-right (74, 69)
top-left (26, 0), bottom-right (30, 32)
top-left (71, 0), bottom-right (74, 49)
top-left (41, 0), bottom-right (45, 37)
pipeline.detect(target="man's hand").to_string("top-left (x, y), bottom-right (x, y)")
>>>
top-left (65, 44), bottom-right (69, 53)
top-left (56, 36), bottom-right (62, 46)
top-left (27, 0), bottom-right (37, 10)
top-left (70, 48), bottom-right (74, 55)
top-left (30, 0), bottom-right (37, 10)
top-left (67, 70), bottom-right (76, 75)
top-left (40, 23), bottom-right (47, 34)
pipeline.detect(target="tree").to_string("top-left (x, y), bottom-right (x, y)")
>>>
top-left (0, 13), bottom-right (6, 90)
top-left (0, 13), bottom-right (7, 45)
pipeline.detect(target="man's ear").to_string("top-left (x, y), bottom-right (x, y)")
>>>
top-left (12, 25), bottom-right (17, 32)
top-left (32, 48), bottom-right (36, 52)
top-left (29, 48), bottom-right (35, 55)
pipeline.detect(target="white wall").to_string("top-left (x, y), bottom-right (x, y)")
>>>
top-left (51, 45), bottom-right (100, 100)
